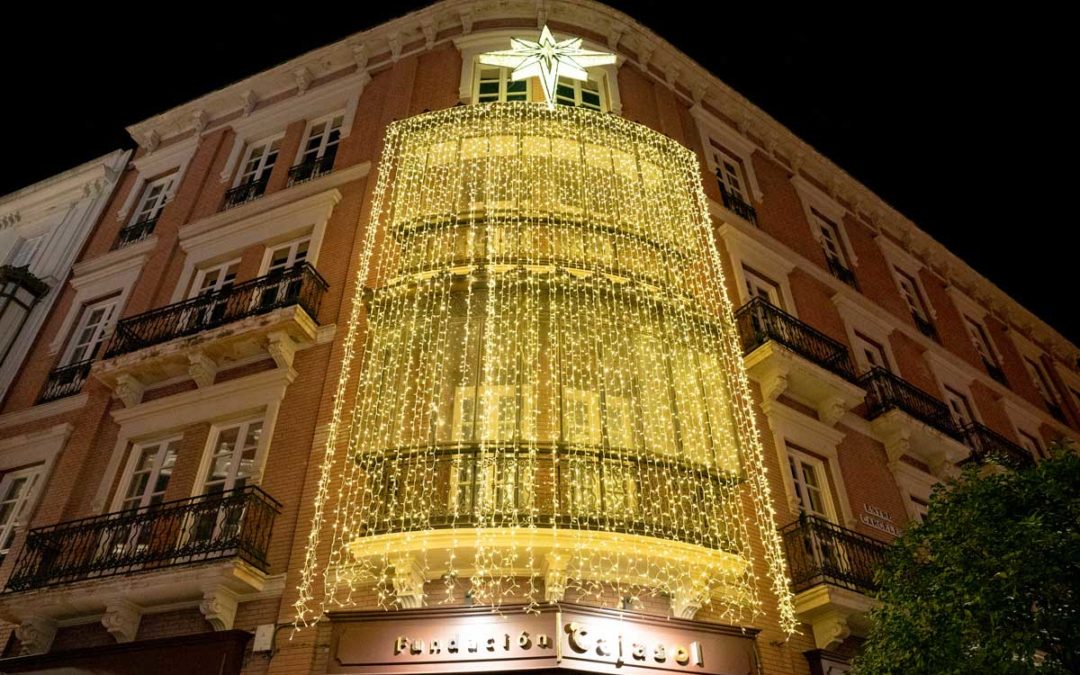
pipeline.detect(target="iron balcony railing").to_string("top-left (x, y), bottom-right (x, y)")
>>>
top-left (734, 297), bottom-right (859, 382)
top-left (4, 486), bottom-right (280, 592)
top-left (859, 367), bottom-right (962, 439)
top-left (961, 422), bottom-right (1034, 469)
top-left (222, 176), bottom-right (270, 210)
top-left (287, 153), bottom-right (336, 186)
top-left (716, 175), bottom-right (757, 226)
top-left (114, 216), bottom-right (159, 249)
top-left (0, 264), bottom-right (50, 298)
top-left (104, 263), bottom-right (328, 358)
top-left (781, 513), bottom-right (889, 595)
top-left (38, 359), bottom-right (94, 404)
top-left (826, 256), bottom-right (859, 290)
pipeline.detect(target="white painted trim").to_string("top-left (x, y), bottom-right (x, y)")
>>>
top-left (91, 367), bottom-right (296, 514)
top-left (118, 141), bottom-right (197, 223)
top-left (170, 188), bottom-right (342, 304)
top-left (453, 29), bottom-right (623, 114)
top-left (761, 401), bottom-right (856, 529)
top-left (833, 294), bottom-right (898, 374)
top-left (791, 175), bottom-right (858, 265)
top-left (108, 435), bottom-right (185, 513)
top-left (190, 411), bottom-right (278, 498)
top-left (889, 460), bottom-right (939, 523)
top-left (48, 251), bottom-right (150, 356)
top-left (877, 233), bottom-right (938, 321)
top-left (716, 223), bottom-right (797, 314)
top-left (690, 104), bottom-right (763, 202)
top-left (0, 395), bottom-right (88, 431)
top-left (0, 422), bottom-right (72, 531)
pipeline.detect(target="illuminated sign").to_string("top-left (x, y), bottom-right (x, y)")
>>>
top-left (330, 604), bottom-right (758, 675)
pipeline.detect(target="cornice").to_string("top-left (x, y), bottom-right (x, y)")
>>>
top-left (0, 150), bottom-right (129, 230)
top-left (118, 0), bottom-right (1077, 365)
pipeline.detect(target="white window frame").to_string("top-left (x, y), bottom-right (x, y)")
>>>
top-left (295, 112), bottom-right (346, 164)
top-left (1000, 396), bottom-right (1050, 458)
top-left (891, 459), bottom-right (939, 524)
top-left (454, 30), bottom-right (623, 114)
top-left (0, 422), bottom-right (70, 550)
top-left (199, 416), bottom-right (264, 494)
top-left (116, 140), bottom-right (195, 226)
top-left (877, 233), bottom-right (938, 323)
top-left (473, 65), bottom-right (533, 104)
top-left (947, 286), bottom-right (1007, 374)
top-left (190, 258), bottom-right (240, 299)
top-left (834, 295), bottom-right (899, 375)
top-left (260, 237), bottom-right (311, 275)
top-left (233, 134), bottom-right (284, 188)
top-left (942, 385), bottom-right (977, 429)
top-left (554, 75), bottom-right (607, 112)
top-left (111, 436), bottom-right (182, 512)
top-left (762, 402), bottom-right (855, 527)
top-left (91, 367), bottom-right (294, 514)
top-left (924, 351), bottom-right (980, 432)
top-left (128, 173), bottom-right (178, 226)
top-left (690, 104), bottom-right (764, 202)
top-left (852, 329), bottom-right (892, 373)
top-left (7, 234), bottom-right (47, 269)
top-left (48, 253), bottom-right (147, 357)
top-left (716, 223), bottom-right (797, 312)
top-left (452, 385), bottom-right (537, 442)
top-left (785, 443), bottom-right (836, 521)
top-left (61, 295), bottom-right (119, 366)
top-left (743, 265), bottom-right (784, 308)
top-left (0, 466), bottom-right (45, 558)
top-left (792, 175), bottom-right (858, 268)
top-left (1023, 354), bottom-right (1061, 409)
top-left (811, 209), bottom-right (856, 273)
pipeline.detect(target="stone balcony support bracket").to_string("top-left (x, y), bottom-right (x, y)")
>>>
top-left (542, 552), bottom-right (568, 603)
top-left (792, 585), bottom-right (875, 650)
top-left (14, 615), bottom-right (57, 655)
top-left (188, 351), bottom-right (218, 389)
top-left (744, 342), bottom-right (864, 429)
top-left (389, 554), bottom-right (427, 609)
top-left (199, 586), bottom-right (240, 631)
top-left (101, 598), bottom-right (143, 643)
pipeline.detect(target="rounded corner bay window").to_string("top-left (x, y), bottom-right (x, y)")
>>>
top-left (297, 102), bottom-right (796, 634)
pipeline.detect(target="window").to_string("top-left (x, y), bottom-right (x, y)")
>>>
top-left (1023, 356), bottom-right (1063, 417)
top-left (711, 143), bottom-right (748, 203)
top-left (908, 496), bottom-right (929, 523)
top-left (62, 297), bottom-right (118, 365)
top-left (203, 418), bottom-right (262, 495)
top-left (943, 386), bottom-right (975, 428)
top-left (259, 238), bottom-right (310, 308)
top-left (964, 316), bottom-right (1000, 373)
top-left (475, 66), bottom-right (530, 103)
top-left (852, 330), bottom-right (890, 373)
top-left (894, 267), bottom-right (935, 337)
top-left (235, 137), bottom-right (282, 188)
top-left (453, 386), bottom-right (536, 442)
top-left (743, 266), bottom-right (782, 307)
top-left (8, 234), bottom-right (46, 268)
top-left (812, 210), bottom-right (856, 287)
top-left (120, 438), bottom-right (179, 511)
top-left (299, 115), bottom-right (344, 165)
top-left (555, 76), bottom-right (604, 111)
top-left (0, 466), bottom-right (43, 560)
top-left (786, 444), bottom-right (832, 519)
top-left (129, 173), bottom-right (177, 226)
top-left (190, 259), bottom-right (239, 326)
top-left (1017, 430), bottom-right (1043, 459)
top-left (563, 388), bottom-right (601, 446)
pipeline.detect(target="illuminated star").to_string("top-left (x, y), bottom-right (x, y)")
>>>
top-left (478, 25), bottom-right (616, 110)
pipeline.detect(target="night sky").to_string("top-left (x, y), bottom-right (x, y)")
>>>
top-left (3, 5), bottom-right (1075, 344)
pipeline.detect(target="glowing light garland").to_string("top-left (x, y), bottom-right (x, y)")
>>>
top-left (295, 103), bottom-right (797, 634)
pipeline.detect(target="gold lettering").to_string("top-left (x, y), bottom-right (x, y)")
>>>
top-left (654, 644), bottom-right (666, 662)
top-left (430, 640), bottom-right (441, 655)
top-left (394, 637), bottom-right (409, 655)
top-left (537, 634), bottom-right (551, 648)
top-left (565, 622), bottom-right (592, 654)
top-left (504, 633), bottom-right (511, 651)
top-left (674, 646), bottom-right (689, 665)
top-left (448, 637), bottom-right (459, 653)
top-left (468, 639), bottom-right (478, 653)
top-left (411, 639), bottom-right (424, 655)
top-left (596, 638), bottom-right (611, 656)
top-left (518, 631), bottom-right (532, 649)
top-left (486, 637), bottom-right (496, 652)
top-left (690, 641), bottom-right (704, 667)
top-left (632, 643), bottom-right (647, 660)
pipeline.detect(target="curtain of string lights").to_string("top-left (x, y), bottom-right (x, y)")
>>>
top-left (295, 102), bottom-right (796, 633)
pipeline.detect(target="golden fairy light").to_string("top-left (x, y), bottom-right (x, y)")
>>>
top-left (295, 102), bottom-right (797, 633)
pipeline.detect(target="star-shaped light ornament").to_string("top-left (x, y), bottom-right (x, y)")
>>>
top-left (478, 25), bottom-right (617, 110)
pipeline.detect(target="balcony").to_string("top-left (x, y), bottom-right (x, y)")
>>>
top-left (826, 256), bottom-right (859, 290)
top-left (782, 514), bottom-right (888, 649)
top-left (37, 359), bottom-right (93, 404)
top-left (716, 174), bottom-right (757, 226)
top-left (961, 422), bottom-right (1034, 469)
top-left (95, 264), bottom-right (327, 406)
top-left (287, 153), bottom-right (335, 186)
top-left (114, 216), bottom-right (158, 249)
top-left (222, 176), bottom-right (269, 210)
top-left (0, 487), bottom-right (281, 651)
top-left (735, 298), bottom-right (863, 426)
top-left (860, 367), bottom-right (968, 476)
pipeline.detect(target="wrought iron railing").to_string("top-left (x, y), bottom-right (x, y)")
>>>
top-left (361, 446), bottom-right (741, 552)
top-left (734, 298), bottom-right (859, 382)
top-left (114, 216), bottom-right (159, 249)
top-left (287, 153), bottom-right (336, 186)
top-left (38, 359), bottom-right (94, 404)
top-left (0, 264), bottom-right (49, 298)
top-left (104, 263), bottom-right (327, 358)
top-left (716, 176), bottom-right (757, 226)
top-left (912, 312), bottom-right (938, 341)
top-left (4, 486), bottom-right (280, 592)
top-left (961, 422), bottom-right (1034, 469)
top-left (826, 256), bottom-right (859, 290)
top-left (859, 367), bottom-right (961, 438)
top-left (222, 176), bottom-right (270, 209)
top-left (781, 513), bottom-right (888, 594)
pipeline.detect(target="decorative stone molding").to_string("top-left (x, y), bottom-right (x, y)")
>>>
top-left (294, 67), bottom-right (313, 95)
top-left (817, 395), bottom-right (850, 428)
top-left (143, 130), bottom-right (161, 154)
top-left (458, 9), bottom-right (473, 34)
top-left (101, 599), bottom-right (142, 643)
top-left (389, 555), bottom-right (426, 609)
top-left (792, 584), bottom-right (874, 651)
top-left (542, 552), bottom-right (567, 603)
top-left (669, 583), bottom-right (708, 620)
top-left (636, 42), bottom-right (653, 71)
top-left (188, 351), bottom-right (218, 388)
top-left (267, 331), bottom-right (298, 369)
top-left (240, 90), bottom-right (258, 116)
top-left (421, 18), bottom-right (437, 49)
top-left (200, 586), bottom-right (240, 631)
top-left (15, 615), bottom-right (57, 655)
top-left (387, 32), bottom-right (403, 62)
top-left (351, 42), bottom-right (369, 71)
top-left (871, 411), bottom-right (967, 481)
top-left (192, 109), bottom-right (209, 135)
top-left (114, 373), bottom-right (146, 408)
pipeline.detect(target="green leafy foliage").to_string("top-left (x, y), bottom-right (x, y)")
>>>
top-left (853, 447), bottom-right (1080, 674)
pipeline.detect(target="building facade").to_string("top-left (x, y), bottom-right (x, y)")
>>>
top-left (0, 2), bottom-right (1075, 674)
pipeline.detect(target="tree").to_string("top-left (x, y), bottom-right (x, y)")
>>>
top-left (853, 447), bottom-right (1080, 674)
